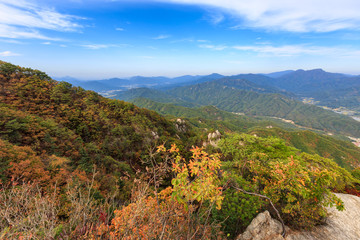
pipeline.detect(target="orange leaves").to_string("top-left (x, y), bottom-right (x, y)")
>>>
top-left (100, 180), bottom-right (222, 240)
top-left (102, 185), bottom-right (189, 240)
top-left (100, 146), bottom-right (225, 239)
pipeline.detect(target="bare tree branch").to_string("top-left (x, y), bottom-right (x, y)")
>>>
top-left (232, 185), bottom-right (286, 237)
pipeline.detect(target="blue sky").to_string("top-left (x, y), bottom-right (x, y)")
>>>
top-left (1, 0), bottom-right (360, 79)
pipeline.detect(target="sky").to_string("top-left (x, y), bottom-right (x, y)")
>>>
top-left (1, 0), bottom-right (360, 79)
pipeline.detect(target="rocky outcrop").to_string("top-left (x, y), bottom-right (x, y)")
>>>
top-left (175, 118), bottom-right (187, 132)
top-left (237, 193), bottom-right (360, 240)
top-left (236, 211), bottom-right (286, 240)
top-left (203, 130), bottom-right (221, 147)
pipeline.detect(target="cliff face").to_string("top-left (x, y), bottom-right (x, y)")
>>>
top-left (237, 193), bottom-right (360, 240)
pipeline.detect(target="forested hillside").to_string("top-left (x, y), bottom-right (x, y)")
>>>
top-left (1, 61), bottom-right (360, 239)
top-left (0, 61), bottom-right (200, 194)
top-left (167, 80), bottom-right (360, 137)
top-left (113, 76), bottom-right (360, 137)
top-left (131, 97), bottom-right (360, 169)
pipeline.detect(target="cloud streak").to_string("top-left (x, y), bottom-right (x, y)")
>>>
top-left (0, 0), bottom-right (83, 39)
top-left (0, 50), bottom-right (20, 56)
top-left (159, 0), bottom-right (360, 32)
top-left (153, 34), bottom-right (171, 40)
top-left (199, 44), bottom-right (227, 50)
top-left (232, 44), bottom-right (360, 58)
top-left (197, 41), bottom-right (360, 58)
top-left (81, 43), bottom-right (129, 50)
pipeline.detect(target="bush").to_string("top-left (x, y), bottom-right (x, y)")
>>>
top-left (218, 133), bottom-right (348, 231)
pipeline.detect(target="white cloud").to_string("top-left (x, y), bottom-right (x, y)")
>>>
top-left (140, 56), bottom-right (155, 59)
top-left (0, 0), bottom-right (82, 39)
top-left (116, 27), bottom-right (124, 31)
top-left (232, 44), bottom-right (360, 57)
top-left (197, 41), bottom-right (360, 58)
top-left (205, 11), bottom-right (224, 25)
top-left (0, 50), bottom-right (20, 56)
top-left (0, 24), bottom-right (60, 40)
top-left (153, 34), bottom-right (171, 40)
top-left (0, 38), bottom-right (24, 44)
top-left (199, 44), bottom-right (227, 50)
top-left (81, 44), bottom-right (112, 50)
top-left (42, 41), bottom-right (51, 45)
top-left (81, 43), bottom-right (129, 50)
top-left (159, 0), bottom-right (360, 32)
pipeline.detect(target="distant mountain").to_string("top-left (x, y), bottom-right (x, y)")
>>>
top-left (54, 76), bottom-right (80, 83)
top-left (268, 69), bottom-right (360, 110)
top-left (113, 76), bottom-right (290, 107)
top-left (262, 70), bottom-right (294, 78)
top-left (56, 69), bottom-right (360, 112)
top-left (113, 87), bottom-right (199, 107)
top-left (166, 80), bottom-right (360, 137)
top-left (157, 73), bottom-right (224, 90)
top-left (53, 74), bottom-right (223, 92)
top-left (218, 74), bottom-right (294, 97)
top-left (272, 69), bottom-right (349, 94)
top-left (172, 75), bottom-right (203, 83)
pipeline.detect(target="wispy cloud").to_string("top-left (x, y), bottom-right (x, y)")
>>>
top-left (199, 44), bottom-right (227, 50)
top-left (0, 38), bottom-right (24, 44)
top-left (81, 43), bottom-right (129, 50)
top-left (232, 44), bottom-right (360, 57)
top-left (42, 41), bottom-right (51, 45)
top-left (205, 11), bottom-right (224, 25)
top-left (0, 24), bottom-right (60, 40)
top-left (161, 0), bottom-right (360, 32)
top-left (153, 34), bottom-right (171, 40)
top-left (115, 27), bottom-right (124, 31)
top-left (81, 44), bottom-right (113, 50)
top-left (0, 50), bottom-right (20, 56)
top-left (197, 41), bottom-right (360, 58)
top-left (0, 0), bottom-right (83, 39)
top-left (140, 56), bottom-right (155, 59)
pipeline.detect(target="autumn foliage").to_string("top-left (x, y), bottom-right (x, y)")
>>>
top-left (1, 61), bottom-right (360, 239)
top-left (97, 144), bottom-right (224, 239)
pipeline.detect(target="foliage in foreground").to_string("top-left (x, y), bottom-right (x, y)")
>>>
top-left (0, 145), bottom-right (225, 239)
top-left (213, 133), bottom-right (356, 238)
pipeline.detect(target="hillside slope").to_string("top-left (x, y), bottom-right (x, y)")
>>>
top-left (0, 61), bottom-right (197, 184)
top-left (132, 98), bottom-right (360, 169)
top-left (167, 80), bottom-right (360, 137)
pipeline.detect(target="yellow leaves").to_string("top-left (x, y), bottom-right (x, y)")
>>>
top-left (168, 144), bottom-right (224, 210)
top-left (157, 144), bottom-right (224, 212)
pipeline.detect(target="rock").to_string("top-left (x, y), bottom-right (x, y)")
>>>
top-left (236, 211), bottom-right (286, 240)
top-left (203, 130), bottom-right (221, 147)
top-left (175, 118), bottom-right (187, 132)
top-left (151, 131), bottom-right (159, 140)
top-left (237, 193), bottom-right (360, 240)
top-left (286, 193), bottom-right (360, 240)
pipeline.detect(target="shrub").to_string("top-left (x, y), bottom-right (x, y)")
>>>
top-left (218, 133), bottom-right (347, 231)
